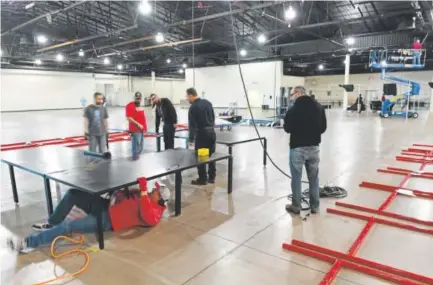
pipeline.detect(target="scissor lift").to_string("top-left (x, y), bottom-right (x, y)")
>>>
top-left (369, 48), bottom-right (426, 119)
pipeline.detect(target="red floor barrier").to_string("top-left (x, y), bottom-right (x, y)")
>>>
top-left (0, 131), bottom-right (156, 151)
top-left (283, 144), bottom-right (433, 284)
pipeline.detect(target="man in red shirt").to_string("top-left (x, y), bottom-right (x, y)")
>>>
top-left (126, 92), bottom-right (148, 159)
top-left (7, 178), bottom-right (166, 252)
top-left (412, 38), bottom-right (422, 65)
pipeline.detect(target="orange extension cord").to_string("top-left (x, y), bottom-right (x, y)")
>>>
top-left (32, 234), bottom-right (90, 285)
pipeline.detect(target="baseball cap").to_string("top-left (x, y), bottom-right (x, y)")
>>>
top-left (134, 91), bottom-right (142, 98)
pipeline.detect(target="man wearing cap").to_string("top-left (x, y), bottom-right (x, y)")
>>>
top-left (126, 92), bottom-right (148, 159)
top-left (283, 86), bottom-right (327, 215)
top-left (150, 93), bottom-right (178, 150)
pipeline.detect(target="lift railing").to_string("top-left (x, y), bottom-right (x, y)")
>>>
top-left (369, 48), bottom-right (426, 69)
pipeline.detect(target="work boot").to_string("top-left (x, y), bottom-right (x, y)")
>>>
top-left (285, 204), bottom-right (300, 215)
top-left (32, 222), bottom-right (53, 231)
top-left (191, 179), bottom-right (207, 186)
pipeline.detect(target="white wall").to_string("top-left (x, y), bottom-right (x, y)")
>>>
top-left (281, 75), bottom-right (305, 88)
top-left (1, 69), bottom-right (96, 112)
top-left (185, 61), bottom-right (283, 108)
top-left (305, 71), bottom-right (433, 103)
top-left (132, 77), bottom-right (185, 105)
top-left (0, 69), bottom-right (186, 111)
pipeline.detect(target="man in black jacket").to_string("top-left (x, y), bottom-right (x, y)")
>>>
top-left (150, 94), bottom-right (178, 150)
top-left (186, 87), bottom-right (216, 185)
top-left (283, 86), bottom-right (327, 215)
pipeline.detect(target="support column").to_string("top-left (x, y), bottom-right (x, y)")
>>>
top-left (343, 54), bottom-right (350, 109)
top-left (151, 71), bottom-right (155, 93)
top-left (430, 91), bottom-right (433, 113)
top-left (430, 76), bottom-right (433, 113)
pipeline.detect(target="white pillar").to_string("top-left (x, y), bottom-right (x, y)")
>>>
top-left (343, 54), bottom-right (350, 109)
top-left (151, 71), bottom-right (156, 93)
top-left (430, 89), bottom-right (433, 113)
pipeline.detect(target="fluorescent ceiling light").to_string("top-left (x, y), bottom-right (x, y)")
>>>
top-left (284, 6), bottom-right (296, 20)
top-left (36, 34), bottom-right (47, 44)
top-left (318, 64), bottom-right (324, 70)
top-left (182, 63), bottom-right (187, 68)
top-left (240, 49), bottom-right (247, 57)
top-left (103, 57), bottom-right (110, 65)
top-left (78, 49), bottom-right (85, 57)
top-left (257, 34), bottom-right (266, 44)
top-left (139, 1), bottom-right (152, 15)
top-left (155, 32), bottom-right (164, 43)
top-left (56, 53), bottom-right (64, 62)
top-left (35, 59), bottom-right (42, 65)
top-left (25, 2), bottom-right (35, 9)
top-left (166, 58), bottom-right (171, 64)
top-left (117, 64), bottom-right (123, 70)
top-left (346, 37), bottom-right (355, 45)
top-left (178, 69), bottom-right (184, 74)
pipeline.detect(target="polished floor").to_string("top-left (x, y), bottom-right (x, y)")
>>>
top-left (1, 107), bottom-right (433, 285)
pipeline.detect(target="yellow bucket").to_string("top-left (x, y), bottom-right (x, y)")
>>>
top-left (197, 148), bottom-right (209, 157)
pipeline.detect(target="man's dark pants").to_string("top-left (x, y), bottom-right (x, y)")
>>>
top-left (195, 129), bottom-right (216, 182)
top-left (163, 124), bottom-right (175, 150)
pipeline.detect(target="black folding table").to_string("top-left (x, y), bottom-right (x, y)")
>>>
top-left (2, 146), bottom-right (231, 249)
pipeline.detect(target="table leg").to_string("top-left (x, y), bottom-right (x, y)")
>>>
top-left (175, 171), bottom-right (182, 216)
top-left (228, 146), bottom-right (233, 194)
top-left (8, 165), bottom-right (19, 203)
top-left (156, 136), bottom-right (161, 152)
top-left (43, 177), bottom-right (53, 214)
top-left (95, 203), bottom-right (105, 250)
top-left (263, 138), bottom-right (267, 166)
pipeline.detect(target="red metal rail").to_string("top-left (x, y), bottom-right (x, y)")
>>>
top-left (359, 181), bottom-right (433, 200)
top-left (283, 144), bottom-right (433, 284)
top-left (0, 132), bottom-right (157, 151)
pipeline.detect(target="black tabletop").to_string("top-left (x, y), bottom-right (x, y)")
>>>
top-left (1, 145), bottom-right (109, 175)
top-left (46, 148), bottom-right (230, 194)
top-left (175, 130), bottom-right (264, 145)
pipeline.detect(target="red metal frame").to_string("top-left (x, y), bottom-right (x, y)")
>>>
top-left (359, 181), bottom-right (433, 200)
top-left (282, 144), bottom-right (433, 284)
top-left (0, 132), bottom-right (157, 151)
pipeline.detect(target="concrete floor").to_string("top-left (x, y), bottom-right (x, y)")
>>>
top-left (1, 107), bottom-right (433, 285)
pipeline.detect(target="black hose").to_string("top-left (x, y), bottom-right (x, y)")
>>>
top-left (227, 3), bottom-right (347, 210)
top-left (227, 2), bottom-right (304, 183)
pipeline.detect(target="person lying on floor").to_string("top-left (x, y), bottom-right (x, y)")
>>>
top-left (8, 178), bottom-right (166, 252)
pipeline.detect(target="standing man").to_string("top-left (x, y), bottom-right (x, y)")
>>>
top-left (412, 38), bottom-right (422, 65)
top-left (150, 93), bottom-right (178, 150)
top-left (84, 92), bottom-right (109, 153)
top-left (283, 86), bottom-right (327, 215)
top-left (186, 87), bottom-right (216, 185)
top-left (126, 92), bottom-right (147, 159)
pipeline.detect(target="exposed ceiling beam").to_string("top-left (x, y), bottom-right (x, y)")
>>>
top-left (100, 38), bottom-right (207, 57)
top-left (78, 35), bottom-right (153, 54)
top-left (286, 8), bottom-right (423, 31)
top-left (166, 2), bottom-right (280, 28)
top-left (1, 0), bottom-right (88, 37)
top-left (36, 24), bottom-right (138, 53)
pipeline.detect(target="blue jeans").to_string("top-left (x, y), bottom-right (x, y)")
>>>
top-left (26, 189), bottom-right (112, 248)
top-left (412, 50), bottom-right (421, 65)
top-left (289, 146), bottom-right (320, 211)
top-left (131, 132), bottom-right (144, 157)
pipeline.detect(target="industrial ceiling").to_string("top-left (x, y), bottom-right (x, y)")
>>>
top-left (1, 1), bottom-right (432, 77)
